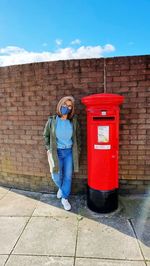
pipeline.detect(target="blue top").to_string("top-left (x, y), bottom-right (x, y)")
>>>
top-left (55, 115), bottom-right (73, 149)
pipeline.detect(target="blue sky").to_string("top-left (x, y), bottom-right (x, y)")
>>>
top-left (0, 0), bottom-right (149, 66)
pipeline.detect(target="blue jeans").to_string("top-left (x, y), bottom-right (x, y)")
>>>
top-left (51, 148), bottom-right (73, 199)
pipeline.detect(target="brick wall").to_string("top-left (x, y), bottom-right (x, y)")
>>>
top-left (0, 55), bottom-right (150, 194)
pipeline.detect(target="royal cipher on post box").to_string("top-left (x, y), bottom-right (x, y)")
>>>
top-left (81, 93), bottom-right (124, 213)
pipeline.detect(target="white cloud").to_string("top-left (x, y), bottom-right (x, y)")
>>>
top-left (102, 44), bottom-right (115, 52)
top-left (55, 39), bottom-right (62, 46)
top-left (0, 44), bottom-right (115, 67)
top-left (71, 39), bottom-right (81, 45)
top-left (0, 46), bottom-right (26, 55)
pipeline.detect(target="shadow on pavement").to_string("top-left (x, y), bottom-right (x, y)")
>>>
top-left (0, 185), bottom-right (149, 250)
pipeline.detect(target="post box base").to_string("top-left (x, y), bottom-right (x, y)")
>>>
top-left (87, 186), bottom-right (118, 213)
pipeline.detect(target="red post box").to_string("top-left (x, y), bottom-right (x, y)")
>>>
top-left (81, 93), bottom-right (124, 213)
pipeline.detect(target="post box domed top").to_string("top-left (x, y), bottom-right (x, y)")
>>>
top-left (81, 93), bottom-right (124, 107)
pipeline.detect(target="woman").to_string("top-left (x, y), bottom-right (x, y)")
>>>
top-left (43, 96), bottom-right (81, 211)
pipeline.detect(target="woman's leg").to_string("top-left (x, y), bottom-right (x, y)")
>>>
top-left (61, 148), bottom-right (73, 199)
top-left (51, 149), bottom-right (63, 189)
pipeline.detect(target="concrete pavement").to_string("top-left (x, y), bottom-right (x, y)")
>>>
top-left (0, 185), bottom-right (149, 266)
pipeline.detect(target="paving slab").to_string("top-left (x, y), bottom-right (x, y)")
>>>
top-left (0, 195), bottom-right (5, 200)
top-left (13, 216), bottom-right (78, 256)
top-left (0, 217), bottom-right (29, 254)
top-left (76, 217), bottom-right (143, 260)
top-left (75, 258), bottom-right (146, 266)
top-left (0, 255), bottom-right (9, 266)
top-left (0, 186), bottom-right (10, 194)
top-left (119, 195), bottom-right (150, 219)
top-left (0, 191), bottom-right (40, 216)
top-left (0, 185), bottom-right (149, 265)
top-left (5, 255), bottom-right (74, 266)
top-left (0, 186), bottom-right (10, 200)
top-left (9, 189), bottom-right (42, 200)
top-left (33, 193), bottom-right (78, 218)
top-left (131, 218), bottom-right (150, 260)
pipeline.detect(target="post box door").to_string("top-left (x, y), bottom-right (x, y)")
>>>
top-left (88, 116), bottom-right (118, 191)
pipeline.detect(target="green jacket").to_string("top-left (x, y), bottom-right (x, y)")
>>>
top-left (43, 114), bottom-right (81, 173)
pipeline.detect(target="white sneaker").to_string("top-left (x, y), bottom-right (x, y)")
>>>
top-left (61, 198), bottom-right (71, 211)
top-left (57, 189), bottom-right (62, 199)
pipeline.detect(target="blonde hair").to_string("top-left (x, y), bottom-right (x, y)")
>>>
top-left (56, 96), bottom-right (75, 120)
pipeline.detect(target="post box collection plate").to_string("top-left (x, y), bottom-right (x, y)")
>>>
top-left (98, 125), bottom-right (109, 142)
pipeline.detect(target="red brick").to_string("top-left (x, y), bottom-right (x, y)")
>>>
top-left (113, 76), bottom-right (130, 82)
top-left (0, 55), bottom-right (150, 192)
top-left (139, 81), bottom-right (150, 86)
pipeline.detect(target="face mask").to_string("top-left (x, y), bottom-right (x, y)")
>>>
top-left (60, 106), bottom-right (71, 115)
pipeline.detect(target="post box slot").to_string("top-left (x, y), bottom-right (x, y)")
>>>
top-left (93, 117), bottom-right (115, 121)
